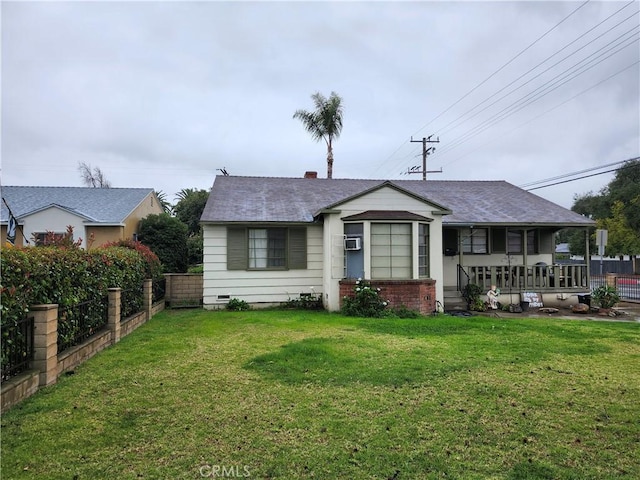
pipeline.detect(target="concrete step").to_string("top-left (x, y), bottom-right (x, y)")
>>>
top-left (443, 287), bottom-right (467, 310)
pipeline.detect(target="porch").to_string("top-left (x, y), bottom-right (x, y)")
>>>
top-left (460, 263), bottom-right (590, 292)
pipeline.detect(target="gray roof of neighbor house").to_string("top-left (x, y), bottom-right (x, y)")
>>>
top-left (1, 186), bottom-right (156, 224)
top-left (201, 176), bottom-right (595, 227)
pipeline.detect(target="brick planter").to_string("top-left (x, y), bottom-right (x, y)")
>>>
top-left (339, 279), bottom-right (436, 315)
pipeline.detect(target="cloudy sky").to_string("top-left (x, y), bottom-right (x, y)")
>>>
top-left (2, 0), bottom-right (638, 208)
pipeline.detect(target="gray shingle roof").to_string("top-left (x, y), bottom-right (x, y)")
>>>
top-left (202, 176), bottom-right (595, 227)
top-left (1, 186), bottom-right (155, 224)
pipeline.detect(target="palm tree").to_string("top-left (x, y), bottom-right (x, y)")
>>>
top-left (154, 190), bottom-right (173, 214)
top-left (293, 91), bottom-right (344, 179)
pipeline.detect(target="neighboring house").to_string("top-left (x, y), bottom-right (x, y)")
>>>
top-left (200, 173), bottom-right (596, 312)
top-left (1, 186), bottom-right (163, 248)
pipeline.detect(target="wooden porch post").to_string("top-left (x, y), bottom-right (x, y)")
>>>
top-left (585, 227), bottom-right (591, 288)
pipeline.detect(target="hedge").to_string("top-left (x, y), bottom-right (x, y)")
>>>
top-left (1, 244), bottom-right (162, 367)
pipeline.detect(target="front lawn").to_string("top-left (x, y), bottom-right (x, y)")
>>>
top-left (2, 310), bottom-right (639, 479)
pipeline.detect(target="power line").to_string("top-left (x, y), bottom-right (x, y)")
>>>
top-left (435, 6), bottom-right (639, 141)
top-left (437, 60), bottom-right (639, 168)
top-left (525, 157), bottom-right (639, 191)
top-left (372, 0), bottom-right (593, 176)
top-left (520, 159), bottom-right (631, 187)
top-left (377, 1), bottom-right (638, 178)
top-left (410, 0), bottom-right (592, 138)
top-left (435, 33), bottom-right (639, 159)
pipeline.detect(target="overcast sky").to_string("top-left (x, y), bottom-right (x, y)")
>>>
top-left (2, 0), bottom-right (638, 208)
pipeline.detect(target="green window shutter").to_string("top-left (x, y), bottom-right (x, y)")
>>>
top-left (227, 227), bottom-right (247, 270)
top-left (288, 227), bottom-right (307, 269)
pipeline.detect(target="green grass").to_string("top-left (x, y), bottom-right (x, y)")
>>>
top-left (2, 310), bottom-right (639, 479)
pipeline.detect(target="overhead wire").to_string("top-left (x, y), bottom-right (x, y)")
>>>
top-left (371, 0), bottom-right (593, 176)
top-left (435, 31), bottom-right (639, 159)
top-left (436, 59), bottom-right (640, 168)
top-left (520, 159), bottom-right (631, 188)
top-left (434, 3), bottom-right (638, 139)
top-left (375, 0), bottom-right (638, 178)
top-left (525, 158), bottom-right (640, 191)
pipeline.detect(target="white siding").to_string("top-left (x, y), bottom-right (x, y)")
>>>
top-left (202, 224), bottom-right (324, 308)
top-left (21, 207), bottom-right (88, 248)
top-left (323, 186), bottom-right (446, 310)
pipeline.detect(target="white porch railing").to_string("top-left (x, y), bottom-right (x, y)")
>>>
top-left (464, 264), bottom-right (589, 291)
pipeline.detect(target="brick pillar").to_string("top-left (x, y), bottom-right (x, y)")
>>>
top-left (32, 304), bottom-right (58, 387)
top-left (108, 288), bottom-right (122, 344)
top-left (143, 279), bottom-right (153, 320)
top-left (164, 274), bottom-right (172, 305)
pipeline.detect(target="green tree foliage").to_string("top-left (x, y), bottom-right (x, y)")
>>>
top-left (138, 213), bottom-right (188, 273)
top-left (605, 159), bottom-right (640, 234)
top-left (187, 233), bottom-right (203, 267)
top-left (566, 159), bottom-right (640, 256)
top-left (293, 91), bottom-right (344, 179)
top-left (597, 201), bottom-right (640, 256)
top-left (173, 188), bottom-right (209, 267)
top-left (173, 189), bottom-right (209, 237)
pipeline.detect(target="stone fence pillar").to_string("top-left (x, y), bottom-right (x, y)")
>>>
top-left (108, 288), bottom-right (122, 344)
top-left (143, 279), bottom-right (153, 320)
top-left (32, 304), bottom-right (58, 387)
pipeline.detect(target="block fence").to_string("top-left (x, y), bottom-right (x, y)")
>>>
top-left (1, 279), bottom-right (165, 413)
top-left (339, 279), bottom-right (437, 315)
top-left (164, 273), bottom-right (203, 307)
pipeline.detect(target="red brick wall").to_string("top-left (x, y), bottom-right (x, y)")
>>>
top-left (339, 279), bottom-right (436, 315)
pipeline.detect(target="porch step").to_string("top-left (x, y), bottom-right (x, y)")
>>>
top-left (443, 286), bottom-right (467, 311)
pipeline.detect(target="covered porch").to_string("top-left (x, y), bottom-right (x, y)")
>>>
top-left (443, 224), bottom-right (593, 309)
top-left (462, 263), bottom-right (590, 291)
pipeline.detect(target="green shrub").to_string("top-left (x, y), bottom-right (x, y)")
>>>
top-left (226, 298), bottom-right (250, 311)
top-left (341, 280), bottom-right (389, 318)
top-left (1, 245), bottom-right (154, 367)
top-left (462, 283), bottom-right (486, 311)
top-left (591, 285), bottom-right (620, 309)
top-left (283, 291), bottom-right (323, 310)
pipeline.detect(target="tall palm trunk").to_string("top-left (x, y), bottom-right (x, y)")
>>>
top-left (327, 140), bottom-right (334, 179)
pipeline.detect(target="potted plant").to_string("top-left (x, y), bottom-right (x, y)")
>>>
top-left (591, 285), bottom-right (620, 312)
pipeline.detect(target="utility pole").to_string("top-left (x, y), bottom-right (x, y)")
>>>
top-left (409, 135), bottom-right (440, 180)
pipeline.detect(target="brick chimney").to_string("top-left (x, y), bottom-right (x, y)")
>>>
top-left (304, 171), bottom-right (318, 179)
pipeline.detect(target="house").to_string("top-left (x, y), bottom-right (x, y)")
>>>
top-left (200, 173), bottom-right (596, 312)
top-left (1, 186), bottom-right (163, 248)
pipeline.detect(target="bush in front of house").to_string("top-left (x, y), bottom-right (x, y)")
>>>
top-left (226, 298), bottom-right (250, 311)
top-left (462, 283), bottom-right (486, 311)
top-left (341, 279), bottom-right (389, 318)
top-left (591, 285), bottom-right (620, 309)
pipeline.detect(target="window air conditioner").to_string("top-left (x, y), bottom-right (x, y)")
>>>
top-left (344, 237), bottom-right (361, 251)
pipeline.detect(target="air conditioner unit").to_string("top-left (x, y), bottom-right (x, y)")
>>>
top-left (344, 237), bottom-right (361, 251)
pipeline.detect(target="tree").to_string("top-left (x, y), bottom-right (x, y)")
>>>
top-left (138, 213), bottom-right (188, 273)
top-left (155, 190), bottom-right (173, 214)
top-left (173, 189), bottom-right (209, 237)
top-left (567, 158), bottom-right (640, 258)
top-left (597, 201), bottom-right (640, 256)
top-left (604, 159), bottom-right (640, 233)
top-left (78, 162), bottom-right (112, 188)
top-left (293, 91), bottom-right (344, 179)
